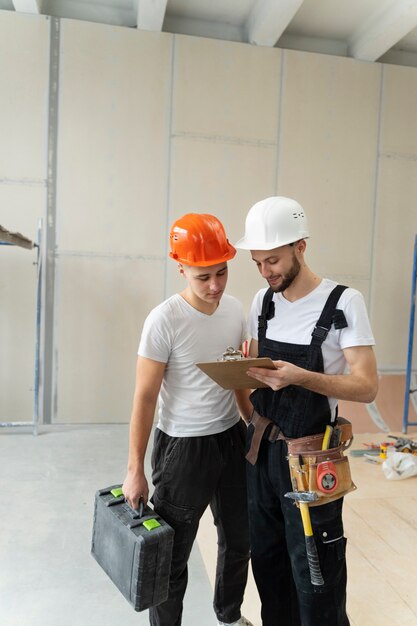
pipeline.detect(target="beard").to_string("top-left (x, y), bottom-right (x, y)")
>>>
top-left (269, 254), bottom-right (301, 293)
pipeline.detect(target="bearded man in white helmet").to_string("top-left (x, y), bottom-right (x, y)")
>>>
top-left (235, 197), bottom-right (378, 626)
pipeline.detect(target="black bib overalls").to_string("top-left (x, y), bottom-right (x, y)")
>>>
top-left (246, 285), bottom-right (350, 626)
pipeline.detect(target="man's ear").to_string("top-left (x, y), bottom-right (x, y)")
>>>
top-left (296, 239), bottom-right (307, 254)
top-left (178, 263), bottom-right (184, 275)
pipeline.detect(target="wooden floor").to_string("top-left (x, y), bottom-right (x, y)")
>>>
top-left (345, 431), bottom-right (417, 626)
top-left (197, 429), bottom-right (417, 626)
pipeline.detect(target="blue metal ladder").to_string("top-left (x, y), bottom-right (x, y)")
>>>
top-left (403, 234), bottom-right (417, 433)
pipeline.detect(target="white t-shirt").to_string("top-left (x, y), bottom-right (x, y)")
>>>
top-left (138, 293), bottom-right (247, 437)
top-left (248, 278), bottom-right (375, 417)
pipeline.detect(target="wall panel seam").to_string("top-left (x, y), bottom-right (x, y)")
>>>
top-left (163, 34), bottom-right (176, 300)
top-left (56, 251), bottom-right (165, 261)
top-left (0, 178), bottom-right (47, 186)
top-left (275, 49), bottom-right (285, 193)
top-left (42, 16), bottom-right (60, 425)
top-left (368, 63), bottom-right (384, 321)
top-left (379, 151), bottom-right (417, 162)
top-left (171, 131), bottom-right (276, 148)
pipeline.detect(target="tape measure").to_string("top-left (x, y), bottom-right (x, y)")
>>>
top-left (316, 461), bottom-right (338, 493)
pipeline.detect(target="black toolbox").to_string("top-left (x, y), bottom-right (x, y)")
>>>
top-left (91, 485), bottom-right (174, 611)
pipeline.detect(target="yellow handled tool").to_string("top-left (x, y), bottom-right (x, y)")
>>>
top-left (322, 424), bottom-right (333, 450)
top-left (284, 424), bottom-right (334, 586)
top-left (285, 490), bottom-right (324, 586)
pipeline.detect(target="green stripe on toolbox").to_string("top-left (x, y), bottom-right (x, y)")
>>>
top-left (143, 519), bottom-right (161, 531)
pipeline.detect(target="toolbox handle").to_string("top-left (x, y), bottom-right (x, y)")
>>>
top-left (97, 485), bottom-right (165, 531)
top-left (125, 498), bottom-right (144, 519)
top-left (107, 486), bottom-right (145, 518)
top-left (99, 485), bottom-right (144, 516)
top-left (124, 499), bottom-right (164, 531)
top-left (99, 485), bottom-right (163, 526)
top-left (124, 500), bottom-right (165, 530)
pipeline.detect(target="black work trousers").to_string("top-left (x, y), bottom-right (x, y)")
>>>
top-left (247, 433), bottom-right (349, 626)
top-left (149, 420), bottom-right (250, 626)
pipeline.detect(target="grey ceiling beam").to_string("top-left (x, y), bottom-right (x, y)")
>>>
top-left (136, 0), bottom-right (168, 32)
top-left (277, 33), bottom-right (348, 57)
top-left (12, 0), bottom-right (42, 13)
top-left (379, 47), bottom-right (417, 68)
top-left (41, 0), bottom-right (136, 27)
top-left (245, 0), bottom-right (305, 46)
top-left (348, 0), bottom-right (417, 61)
top-left (163, 15), bottom-right (244, 43)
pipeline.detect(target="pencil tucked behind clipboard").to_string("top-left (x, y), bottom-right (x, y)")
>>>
top-left (196, 357), bottom-right (276, 389)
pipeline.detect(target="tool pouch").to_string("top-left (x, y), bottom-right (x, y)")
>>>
top-left (287, 418), bottom-right (356, 507)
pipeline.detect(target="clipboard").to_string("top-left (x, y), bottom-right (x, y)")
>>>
top-left (196, 357), bottom-right (276, 389)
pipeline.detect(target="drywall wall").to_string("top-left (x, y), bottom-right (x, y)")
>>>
top-left (1, 10), bottom-right (416, 423)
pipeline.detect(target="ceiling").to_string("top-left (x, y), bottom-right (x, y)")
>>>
top-left (2, 0), bottom-right (417, 68)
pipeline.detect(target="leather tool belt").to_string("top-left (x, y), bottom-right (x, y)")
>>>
top-left (246, 411), bottom-right (288, 465)
top-left (246, 411), bottom-right (356, 506)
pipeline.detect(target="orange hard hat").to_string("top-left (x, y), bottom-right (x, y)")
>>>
top-left (169, 213), bottom-right (236, 267)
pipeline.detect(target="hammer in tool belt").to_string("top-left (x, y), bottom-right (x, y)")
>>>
top-left (285, 424), bottom-right (334, 587)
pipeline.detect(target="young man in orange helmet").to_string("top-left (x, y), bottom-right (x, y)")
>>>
top-left (122, 214), bottom-right (252, 626)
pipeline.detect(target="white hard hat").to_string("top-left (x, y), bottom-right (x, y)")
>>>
top-left (235, 196), bottom-right (309, 250)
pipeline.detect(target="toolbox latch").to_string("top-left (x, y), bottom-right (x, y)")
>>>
top-left (143, 519), bottom-right (161, 531)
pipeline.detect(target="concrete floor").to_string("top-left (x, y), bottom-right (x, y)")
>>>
top-left (4, 422), bottom-right (416, 626)
top-left (0, 425), bottom-right (222, 626)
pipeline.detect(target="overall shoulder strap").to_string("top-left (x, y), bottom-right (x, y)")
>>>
top-left (311, 284), bottom-right (348, 347)
top-left (257, 288), bottom-right (275, 343)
